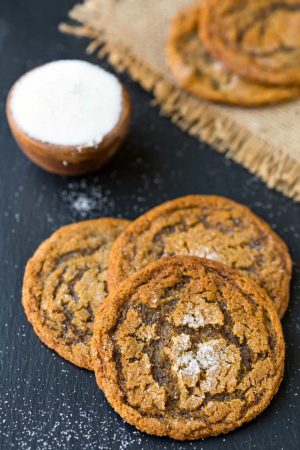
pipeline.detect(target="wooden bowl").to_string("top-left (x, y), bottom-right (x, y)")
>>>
top-left (6, 84), bottom-right (131, 176)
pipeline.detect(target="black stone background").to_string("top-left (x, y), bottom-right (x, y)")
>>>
top-left (0, 1), bottom-right (299, 449)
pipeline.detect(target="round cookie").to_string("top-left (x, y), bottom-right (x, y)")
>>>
top-left (108, 195), bottom-right (292, 318)
top-left (92, 256), bottom-right (285, 440)
top-left (200, 0), bottom-right (300, 86)
top-left (167, 4), bottom-right (300, 105)
top-left (22, 218), bottom-right (130, 370)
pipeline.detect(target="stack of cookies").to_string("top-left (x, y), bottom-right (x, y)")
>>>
top-left (167, 1), bottom-right (300, 106)
top-left (23, 195), bottom-right (292, 440)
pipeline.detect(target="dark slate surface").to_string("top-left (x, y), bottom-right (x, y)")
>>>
top-left (0, 1), bottom-right (299, 449)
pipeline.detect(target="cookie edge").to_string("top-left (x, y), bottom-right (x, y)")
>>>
top-left (107, 194), bottom-right (292, 318)
top-left (22, 217), bottom-right (131, 371)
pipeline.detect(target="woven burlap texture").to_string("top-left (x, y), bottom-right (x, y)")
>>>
top-left (61, 0), bottom-right (300, 201)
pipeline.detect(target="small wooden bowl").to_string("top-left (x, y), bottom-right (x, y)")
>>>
top-left (6, 84), bottom-right (131, 176)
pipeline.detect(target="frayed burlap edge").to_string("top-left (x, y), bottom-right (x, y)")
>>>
top-left (60, 21), bottom-right (300, 202)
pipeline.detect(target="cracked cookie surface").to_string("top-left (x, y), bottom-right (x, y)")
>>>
top-left (22, 218), bottom-right (130, 370)
top-left (200, 0), bottom-right (300, 86)
top-left (92, 257), bottom-right (285, 440)
top-left (167, 4), bottom-right (300, 105)
top-left (108, 195), bottom-right (292, 317)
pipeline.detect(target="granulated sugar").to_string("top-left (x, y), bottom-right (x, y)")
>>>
top-left (171, 335), bottom-right (239, 392)
top-left (170, 334), bottom-right (201, 379)
top-left (196, 340), bottom-right (223, 371)
top-left (72, 194), bottom-right (97, 215)
top-left (60, 178), bottom-right (115, 219)
top-left (0, 355), bottom-right (201, 450)
top-left (190, 246), bottom-right (225, 263)
top-left (10, 60), bottom-right (122, 147)
top-left (181, 312), bottom-right (205, 329)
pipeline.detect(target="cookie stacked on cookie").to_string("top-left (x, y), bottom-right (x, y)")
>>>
top-left (166, 1), bottom-right (300, 106)
top-left (23, 195), bottom-right (292, 440)
top-left (93, 257), bottom-right (285, 440)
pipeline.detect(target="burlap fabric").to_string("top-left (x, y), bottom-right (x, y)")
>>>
top-left (61, 0), bottom-right (300, 201)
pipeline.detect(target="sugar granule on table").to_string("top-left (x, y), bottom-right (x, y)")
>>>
top-left (72, 194), bottom-right (97, 215)
top-left (60, 178), bottom-right (116, 219)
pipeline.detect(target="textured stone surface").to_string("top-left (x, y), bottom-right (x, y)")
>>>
top-left (1, 0), bottom-right (299, 447)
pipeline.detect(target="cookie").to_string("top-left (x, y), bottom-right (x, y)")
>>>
top-left (22, 218), bottom-right (130, 370)
top-left (93, 256), bottom-right (285, 440)
top-left (167, 4), bottom-right (300, 105)
top-left (108, 195), bottom-right (292, 318)
top-left (200, 0), bottom-right (300, 86)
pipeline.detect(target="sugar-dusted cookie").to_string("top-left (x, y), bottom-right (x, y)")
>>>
top-left (108, 195), bottom-right (292, 317)
top-left (200, 0), bottom-right (300, 86)
top-left (167, 4), bottom-right (300, 105)
top-left (93, 256), bottom-right (285, 440)
top-left (22, 218), bottom-right (130, 370)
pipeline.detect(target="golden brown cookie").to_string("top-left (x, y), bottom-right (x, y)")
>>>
top-left (167, 4), bottom-right (300, 105)
top-left (200, 0), bottom-right (300, 86)
top-left (93, 256), bottom-right (285, 440)
top-left (22, 218), bottom-right (130, 370)
top-left (108, 195), bottom-right (292, 318)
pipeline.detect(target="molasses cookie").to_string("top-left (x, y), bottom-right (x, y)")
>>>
top-left (22, 218), bottom-right (130, 370)
top-left (108, 195), bottom-right (292, 317)
top-left (200, 0), bottom-right (300, 86)
top-left (167, 4), bottom-right (300, 105)
top-left (93, 256), bottom-right (285, 440)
